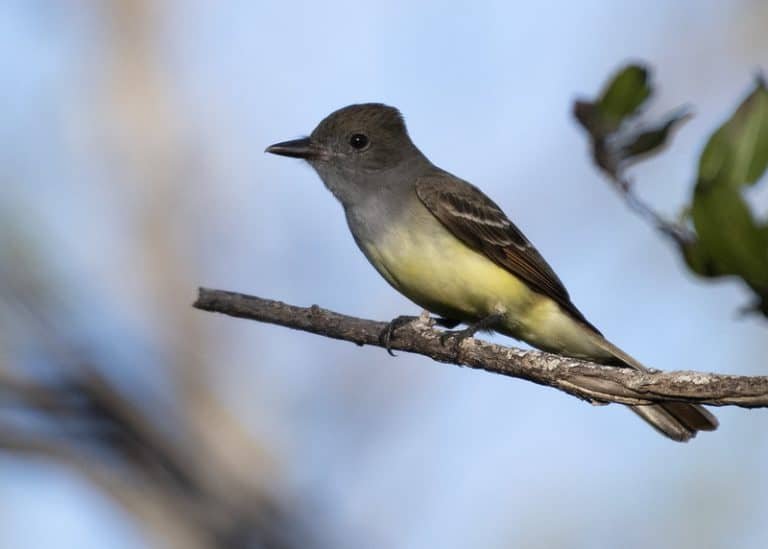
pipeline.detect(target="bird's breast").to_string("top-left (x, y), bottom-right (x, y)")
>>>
top-left (350, 200), bottom-right (535, 322)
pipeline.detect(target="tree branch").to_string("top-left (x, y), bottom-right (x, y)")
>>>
top-left (194, 287), bottom-right (768, 409)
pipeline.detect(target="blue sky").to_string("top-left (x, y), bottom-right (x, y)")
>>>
top-left (1, 1), bottom-right (767, 548)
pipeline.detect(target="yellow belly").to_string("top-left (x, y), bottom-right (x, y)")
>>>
top-left (359, 215), bottom-right (610, 360)
top-left (361, 218), bottom-right (531, 321)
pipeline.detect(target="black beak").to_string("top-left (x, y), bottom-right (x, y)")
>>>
top-left (265, 137), bottom-right (315, 159)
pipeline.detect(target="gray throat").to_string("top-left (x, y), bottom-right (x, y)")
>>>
top-left (312, 154), bottom-right (435, 239)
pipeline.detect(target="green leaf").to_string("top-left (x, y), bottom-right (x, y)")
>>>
top-left (691, 183), bottom-right (768, 289)
top-left (573, 63), bottom-right (679, 177)
top-left (680, 240), bottom-right (720, 278)
top-left (597, 64), bottom-right (652, 132)
top-left (690, 76), bottom-right (768, 296)
top-left (697, 77), bottom-right (768, 190)
top-left (620, 109), bottom-right (692, 162)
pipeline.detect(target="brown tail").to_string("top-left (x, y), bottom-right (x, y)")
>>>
top-left (585, 331), bottom-right (718, 442)
top-left (630, 402), bottom-right (718, 442)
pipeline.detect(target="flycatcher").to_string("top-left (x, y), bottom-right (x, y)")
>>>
top-left (265, 103), bottom-right (717, 442)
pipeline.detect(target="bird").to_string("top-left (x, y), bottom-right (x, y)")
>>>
top-left (265, 103), bottom-right (718, 442)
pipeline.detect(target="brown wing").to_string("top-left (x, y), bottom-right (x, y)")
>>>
top-left (415, 173), bottom-right (600, 333)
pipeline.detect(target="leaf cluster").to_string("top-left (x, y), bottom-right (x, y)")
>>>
top-left (575, 65), bottom-right (768, 316)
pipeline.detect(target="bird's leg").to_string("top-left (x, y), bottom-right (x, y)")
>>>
top-left (379, 315), bottom-right (420, 356)
top-left (434, 317), bottom-right (461, 329)
top-left (439, 313), bottom-right (505, 347)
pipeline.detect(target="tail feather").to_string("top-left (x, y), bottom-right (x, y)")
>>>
top-left (630, 403), bottom-right (718, 442)
top-left (583, 329), bottom-right (719, 442)
top-left (630, 405), bottom-right (694, 442)
top-left (661, 401), bottom-right (718, 433)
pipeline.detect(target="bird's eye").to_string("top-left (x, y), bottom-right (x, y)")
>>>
top-left (349, 133), bottom-right (369, 150)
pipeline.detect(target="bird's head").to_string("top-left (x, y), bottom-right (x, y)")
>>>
top-left (266, 103), bottom-right (422, 176)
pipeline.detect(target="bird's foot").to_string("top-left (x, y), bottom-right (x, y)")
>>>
top-left (379, 315), bottom-right (420, 356)
top-left (439, 313), bottom-right (505, 358)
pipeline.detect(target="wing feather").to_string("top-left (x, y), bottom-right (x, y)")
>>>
top-left (415, 173), bottom-right (599, 333)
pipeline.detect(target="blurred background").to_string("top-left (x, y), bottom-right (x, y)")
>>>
top-left (0, 1), bottom-right (766, 548)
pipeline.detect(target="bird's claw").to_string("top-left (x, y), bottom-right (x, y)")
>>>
top-left (438, 313), bottom-right (504, 359)
top-left (379, 315), bottom-right (419, 356)
top-left (438, 326), bottom-right (477, 347)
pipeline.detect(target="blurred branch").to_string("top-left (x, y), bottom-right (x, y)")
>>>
top-left (195, 288), bottom-right (768, 409)
top-left (1, 2), bottom-right (333, 548)
top-left (0, 423), bottom-right (212, 549)
top-left (0, 363), bottom-right (314, 549)
top-left (0, 280), bottom-right (319, 549)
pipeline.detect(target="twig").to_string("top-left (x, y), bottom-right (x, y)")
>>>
top-left (193, 288), bottom-right (768, 408)
top-left (586, 131), bottom-right (695, 249)
top-left (604, 168), bottom-right (695, 248)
